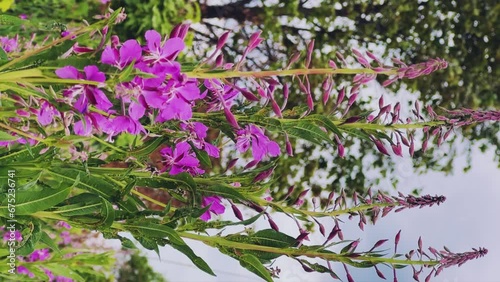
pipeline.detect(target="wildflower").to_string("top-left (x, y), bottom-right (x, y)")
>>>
top-left (236, 124), bottom-right (280, 162)
top-left (55, 65), bottom-right (112, 113)
top-left (200, 196), bottom-right (225, 221)
top-left (159, 142), bottom-right (204, 175)
top-left (27, 249), bottom-right (50, 262)
top-left (17, 266), bottom-right (34, 278)
top-left (101, 39), bottom-right (142, 70)
top-left (142, 29), bottom-right (185, 65)
top-left (180, 122), bottom-right (220, 158)
top-left (37, 100), bottom-right (60, 126)
top-left (3, 230), bottom-right (22, 242)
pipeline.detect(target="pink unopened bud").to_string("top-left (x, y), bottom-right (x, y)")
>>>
top-left (239, 89), bottom-right (259, 102)
top-left (244, 159), bottom-right (259, 169)
top-left (347, 93), bottom-right (357, 107)
top-left (271, 99), bottom-right (282, 118)
top-left (374, 139), bottom-right (390, 156)
top-left (306, 93), bottom-right (314, 111)
top-left (329, 59), bottom-right (338, 69)
top-left (286, 51), bottom-right (301, 69)
top-left (395, 230), bottom-right (402, 253)
top-left (382, 76), bottom-right (398, 87)
top-left (224, 108), bottom-right (239, 129)
top-left (253, 168), bottom-right (274, 182)
top-left (226, 158), bottom-right (238, 171)
top-left (285, 133), bottom-right (293, 156)
top-left (391, 142), bottom-right (403, 157)
top-left (217, 31), bottom-right (230, 50)
top-left (268, 217), bottom-right (279, 231)
top-left (305, 40), bottom-right (315, 68)
top-left (215, 54), bottom-right (224, 67)
top-left (248, 30), bottom-right (263, 50)
top-left (409, 139), bottom-right (415, 157)
top-left (231, 204), bottom-right (243, 221)
top-left (378, 96), bottom-right (384, 109)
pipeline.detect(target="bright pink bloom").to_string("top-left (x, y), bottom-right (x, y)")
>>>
top-left (55, 66), bottom-right (112, 113)
top-left (200, 196), bottom-right (225, 221)
top-left (160, 142), bottom-right (204, 175)
top-left (236, 124), bottom-right (280, 162)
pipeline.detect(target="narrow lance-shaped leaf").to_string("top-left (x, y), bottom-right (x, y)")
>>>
top-left (239, 254), bottom-right (273, 282)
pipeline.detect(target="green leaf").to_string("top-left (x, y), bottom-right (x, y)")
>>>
top-left (39, 231), bottom-right (61, 254)
top-left (99, 197), bottom-right (115, 228)
top-left (118, 61), bottom-right (137, 82)
top-left (128, 136), bottom-right (167, 157)
top-left (250, 229), bottom-right (297, 248)
top-left (299, 259), bottom-right (339, 277)
top-left (0, 145), bottom-right (46, 164)
top-left (285, 121), bottom-right (333, 145)
top-left (0, 130), bottom-right (17, 141)
top-left (0, 186), bottom-right (71, 216)
top-left (239, 254), bottom-right (273, 282)
top-left (46, 168), bottom-right (119, 203)
top-left (125, 222), bottom-right (184, 245)
top-left (0, 14), bottom-right (25, 26)
top-left (306, 114), bottom-right (343, 137)
top-left (17, 222), bottom-right (43, 256)
top-left (0, 47), bottom-right (8, 62)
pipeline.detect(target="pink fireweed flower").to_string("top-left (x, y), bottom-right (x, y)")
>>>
top-left (159, 142), bottom-right (204, 175)
top-left (3, 230), bottom-right (22, 242)
top-left (56, 221), bottom-right (71, 229)
top-left (180, 122), bottom-right (220, 158)
top-left (37, 100), bottom-right (60, 126)
top-left (17, 266), bottom-right (34, 278)
top-left (55, 66), bottom-right (112, 113)
top-left (236, 124), bottom-right (280, 162)
top-left (101, 39), bottom-right (142, 70)
top-left (200, 196), bottom-right (225, 221)
top-left (142, 29), bottom-right (185, 65)
top-left (27, 249), bottom-right (50, 262)
top-left (0, 35), bottom-right (19, 53)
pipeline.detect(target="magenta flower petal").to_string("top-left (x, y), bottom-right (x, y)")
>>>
top-left (267, 141), bottom-right (281, 157)
top-left (200, 210), bottom-right (211, 221)
top-left (204, 142), bottom-right (220, 158)
top-left (92, 89), bottom-right (113, 112)
top-left (200, 196), bottom-right (225, 221)
top-left (38, 101), bottom-right (56, 126)
top-left (120, 39), bottom-right (142, 65)
top-left (73, 116), bottom-right (92, 136)
top-left (128, 102), bottom-right (145, 120)
top-left (145, 30), bottom-right (162, 52)
top-left (162, 37), bottom-right (185, 59)
top-left (74, 94), bottom-right (88, 113)
top-left (55, 66), bottom-right (80, 79)
top-left (193, 122), bottom-right (208, 139)
top-left (84, 65), bottom-right (106, 83)
top-left (101, 46), bottom-right (119, 66)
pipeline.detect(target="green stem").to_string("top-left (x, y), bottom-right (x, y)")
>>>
top-left (185, 68), bottom-right (397, 79)
top-left (178, 231), bottom-right (438, 266)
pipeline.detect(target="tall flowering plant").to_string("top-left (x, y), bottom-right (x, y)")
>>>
top-left (0, 8), bottom-right (495, 281)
